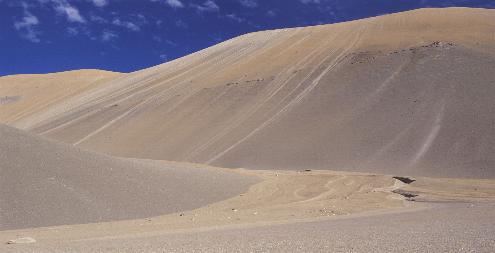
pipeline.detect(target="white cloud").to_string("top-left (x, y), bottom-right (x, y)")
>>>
top-left (225, 14), bottom-right (244, 23)
top-left (175, 19), bottom-right (188, 28)
top-left (165, 0), bottom-right (183, 8)
top-left (238, 0), bottom-right (257, 8)
top-left (66, 27), bottom-right (79, 36)
top-left (90, 14), bottom-right (108, 23)
top-left (112, 18), bottom-right (140, 31)
top-left (53, 0), bottom-right (86, 23)
top-left (191, 0), bottom-right (219, 12)
top-left (90, 0), bottom-right (108, 7)
top-left (14, 10), bottom-right (41, 43)
top-left (101, 30), bottom-right (118, 41)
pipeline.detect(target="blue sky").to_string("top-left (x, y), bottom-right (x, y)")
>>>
top-left (1, 0), bottom-right (494, 76)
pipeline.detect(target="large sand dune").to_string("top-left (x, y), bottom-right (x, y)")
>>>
top-left (0, 70), bottom-right (122, 125)
top-left (2, 7), bottom-right (495, 251)
top-left (2, 8), bottom-right (495, 179)
top-left (0, 124), bottom-right (257, 230)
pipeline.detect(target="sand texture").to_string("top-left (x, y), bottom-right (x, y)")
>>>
top-left (0, 124), bottom-right (258, 230)
top-left (0, 70), bottom-right (122, 125)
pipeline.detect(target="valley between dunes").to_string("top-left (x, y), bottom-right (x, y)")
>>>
top-left (1, 7), bottom-right (495, 252)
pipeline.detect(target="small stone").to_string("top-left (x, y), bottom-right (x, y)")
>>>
top-left (179, 213), bottom-right (184, 217)
top-left (7, 237), bottom-right (36, 244)
top-left (232, 208), bottom-right (238, 212)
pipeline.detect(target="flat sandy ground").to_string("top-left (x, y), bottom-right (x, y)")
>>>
top-left (2, 166), bottom-right (495, 252)
top-left (6, 202), bottom-right (489, 253)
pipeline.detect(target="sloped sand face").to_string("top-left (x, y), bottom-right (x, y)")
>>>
top-left (0, 124), bottom-right (258, 231)
top-left (8, 8), bottom-right (494, 178)
top-left (0, 70), bottom-right (122, 125)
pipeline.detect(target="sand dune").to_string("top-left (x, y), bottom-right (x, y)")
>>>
top-left (2, 8), bottom-right (490, 178)
top-left (1, 7), bottom-right (495, 251)
top-left (0, 124), bottom-right (257, 230)
top-left (0, 70), bottom-right (122, 125)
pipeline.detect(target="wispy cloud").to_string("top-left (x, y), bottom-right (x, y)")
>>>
top-left (165, 0), bottom-right (184, 8)
top-left (90, 14), bottom-right (108, 23)
top-left (299, 0), bottom-right (321, 4)
top-left (191, 0), bottom-right (219, 12)
top-left (66, 27), bottom-right (79, 36)
top-left (225, 14), bottom-right (245, 23)
top-left (112, 18), bottom-right (140, 31)
top-left (89, 0), bottom-right (108, 7)
top-left (101, 30), bottom-right (118, 41)
top-left (14, 9), bottom-right (41, 43)
top-left (53, 0), bottom-right (86, 23)
top-left (238, 0), bottom-right (257, 8)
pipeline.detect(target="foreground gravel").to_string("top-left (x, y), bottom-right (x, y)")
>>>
top-left (3, 201), bottom-right (494, 253)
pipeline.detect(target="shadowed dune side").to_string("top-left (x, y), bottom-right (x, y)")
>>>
top-left (5, 8), bottom-right (495, 178)
top-left (0, 124), bottom-right (258, 231)
top-left (0, 70), bottom-right (122, 125)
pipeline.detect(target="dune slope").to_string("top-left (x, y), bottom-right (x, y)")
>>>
top-left (0, 124), bottom-right (257, 231)
top-left (0, 70), bottom-right (122, 125)
top-left (4, 8), bottom-right (495, 178)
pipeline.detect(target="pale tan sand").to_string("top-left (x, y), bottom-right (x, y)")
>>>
top-left (0, 70), bottom-right (122, 125)
top-left (1, 8), bottom-right (493, 178)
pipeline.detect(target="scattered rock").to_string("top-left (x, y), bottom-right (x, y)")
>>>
top-left (392, 189), bottom-right (419, 200)
top-left (179, 213), bottom-right (184, 217)
top-left (7, 237), bottom-right (36, 244)
top-left (393, 176), bottom-right (416, 184)
top-left (232, 208), bottom-right (238, 212)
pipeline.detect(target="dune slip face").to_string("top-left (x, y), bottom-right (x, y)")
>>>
top-left (1, 8), bottom-right (493, 179)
